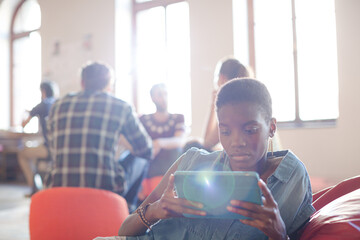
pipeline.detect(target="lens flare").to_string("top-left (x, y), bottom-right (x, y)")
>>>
top-left (181, 171), bottom-right (236, 214)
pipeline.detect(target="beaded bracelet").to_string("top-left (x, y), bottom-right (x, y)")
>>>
top-left (136, 203), bottom-right (152, 230)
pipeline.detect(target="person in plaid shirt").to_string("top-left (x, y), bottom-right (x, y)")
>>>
top-left (46, 62), bottom-right (152, 195)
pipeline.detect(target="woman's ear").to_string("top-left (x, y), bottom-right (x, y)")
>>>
top-left (269, 118), bottom-right (277, 138)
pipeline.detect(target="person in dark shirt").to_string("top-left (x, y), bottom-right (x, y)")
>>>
top-left (138, 83), bottom-right (186, 199)
top-left (18, 81), bottom-right (57, 188)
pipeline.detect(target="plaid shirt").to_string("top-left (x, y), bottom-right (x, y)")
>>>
top-left (46, 91), bottom-right (152, 194)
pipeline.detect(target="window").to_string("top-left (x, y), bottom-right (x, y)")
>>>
top-left (0, 0), bottom-right (12, 129)
top-left (120, 0), bottom-right (191, 125)
top-left (234, 0), bottom-right (339, 127)
top-left (10, 0), bottom-right (42, 132)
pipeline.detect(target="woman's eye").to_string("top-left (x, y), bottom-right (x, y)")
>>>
top-left (220, 129), bottom-right (230, 136)
top-left (245, 127), bottom-right (259, 134)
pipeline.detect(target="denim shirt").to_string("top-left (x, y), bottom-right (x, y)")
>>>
top-left (125, 148), bottom-right (315, 240)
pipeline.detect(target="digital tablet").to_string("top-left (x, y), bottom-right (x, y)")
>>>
top-left (174, 171), bottom-right (262, 219)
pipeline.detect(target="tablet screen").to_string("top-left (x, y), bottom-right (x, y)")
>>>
top-left (174, 171), bottom-right (262, 219)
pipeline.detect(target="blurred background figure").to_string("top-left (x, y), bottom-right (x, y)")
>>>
top-left (203, 57), bottom-right (252, 151)
top-left (46, 62), bottom-right (152, 212)
top-left (138, 83), bottom-right (186, 200)
top-left (184, 56), bottom-right (282, 153)
top-left (17, 81), bottom-right (58, 193)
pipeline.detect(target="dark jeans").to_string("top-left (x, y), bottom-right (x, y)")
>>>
top-left (118, 150), bottom-right (149, 213)
top-left (146, 148), bottom-right (182, 178)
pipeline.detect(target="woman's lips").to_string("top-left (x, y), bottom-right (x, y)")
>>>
top-left (230, 153), bottom-right (251, 161)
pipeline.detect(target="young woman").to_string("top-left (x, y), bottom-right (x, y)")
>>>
top-left (117, 78), bottom-right (315, 240)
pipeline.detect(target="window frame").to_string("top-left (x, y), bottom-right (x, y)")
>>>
top-left (131, 0), bottom-right (186, 110)
top-left (9, 0), bottom-right (40, 127)
top-left (246, 0), bottom-right (338, 129)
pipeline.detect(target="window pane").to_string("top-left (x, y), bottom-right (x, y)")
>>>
top-left (254, 0), bottom-right (295, 122)
top-left (296, 0), bottom-right (339, 120)
top-left (136, 3), bottom-right (191, 125)
top-left (0, 1), bottom-right (11, 129)
top-left (13, 0), bottom-right (41, 34)
top-left (13, 32), bottom-right (41, 132)
top-left (136, 6), bottom-right (166, 114)
top-left (115, 0), bottom-right (133, 103)
top-left (166, 2), bottom-right (191, 125)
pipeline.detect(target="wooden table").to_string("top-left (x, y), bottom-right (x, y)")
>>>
top-left (0, 129), bottom-right (41, 180)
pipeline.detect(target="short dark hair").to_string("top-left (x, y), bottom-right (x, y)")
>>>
top-left (219, 57), bottom-right (250, 80)
top-left (81, 62), bottom-right (112, 91)
top-left (150, 83), bottom-right (166, 97)
top-left (40, 81), bottom-right (56, 98)
top-left (216, 78), bottom-right (272, 121)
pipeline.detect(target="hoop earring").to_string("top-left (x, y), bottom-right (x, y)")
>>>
top-left (268, 138), bottom-right (274, 158)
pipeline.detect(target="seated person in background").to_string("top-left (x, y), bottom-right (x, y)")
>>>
top-left (46, 62), bottom-right (152, 201)
top-left (18, 81), bottom-right (58, 189)
top-left (139, 83), bottom-right (186, 199)
top-left (184, 56), bottom-right (282, 153)
top-left (117, 78), bottom-right (315, 240)
top-left (116, 135), bottom-right (152, 212)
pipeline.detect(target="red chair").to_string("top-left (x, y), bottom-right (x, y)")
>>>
top-left (139, 176), bottom-right (163, 199)
top-left (300, 176), bottom-right (360, 240)
top-left (29, 187), bottom-right (129, 240)
top-left (312, 175), bottom-right (360, 211)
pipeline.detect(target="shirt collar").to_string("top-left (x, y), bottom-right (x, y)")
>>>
top-left (269, 150), bottom-right (298, 183)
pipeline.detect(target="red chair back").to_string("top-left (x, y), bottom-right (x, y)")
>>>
top-left (29, 187), bottom-right (129, 240)
top-left (312, 175), bottom-right (360, 211)
top-left (300, 176), bottom-right (360, 239)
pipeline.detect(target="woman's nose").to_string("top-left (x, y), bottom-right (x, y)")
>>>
top-left (231, 131), bottom-right (246, 147)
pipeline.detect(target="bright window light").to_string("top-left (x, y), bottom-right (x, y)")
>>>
top-left (247, 0), bottom-right (339, 123)
top-left (13, 31), bottom-right (42, 132)
top-left (136, 2), bottom-right (191, 125)
top-left (296, 0), bottom-right (339, 121)
top-left (13, 0), bottom-right (41, 34)
top-left (253, 0), bottom-right (295, 122)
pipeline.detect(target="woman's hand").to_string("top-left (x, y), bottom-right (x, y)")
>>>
top-left (227, 179), bottom-right (287, 240)
top-left (145, 174), bottom-right (206, 223)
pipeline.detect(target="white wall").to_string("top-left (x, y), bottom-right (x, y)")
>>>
top-left (39, 0), bottom-right (115, 96)
top-left (188, 0), bottom-right (234, 137)
top-left (36, 0), bottom-right (360, 183)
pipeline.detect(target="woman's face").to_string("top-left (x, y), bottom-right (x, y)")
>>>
top-left (151, 86), bottom-right (168, 112)
top-left (217, 102), bottom-right (275, 172)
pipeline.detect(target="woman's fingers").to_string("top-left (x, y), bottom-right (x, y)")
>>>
top-left (258, 179), bottom-right (276, 207)
top-left (227, 179), bottom-right (286, 239)
top-left (227, 180), bottom-right (279, 221)
top-left (160, 197), bottom-right (206, 217)
top-left (163, 174), bottom-right (203, 207)
top-left (163, 174), bottom-right (175, 196)
top-left (159, 174), bottom-right (206, 217)
top-left (159, 197), bottom-right (206, 217)
top-left (227, 203), bottom-right (268, 222)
